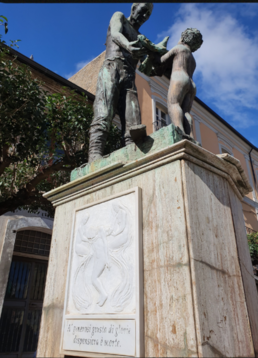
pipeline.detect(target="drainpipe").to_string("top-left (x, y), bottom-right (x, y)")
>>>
top-left (249, 148), bottom-right (257, 186)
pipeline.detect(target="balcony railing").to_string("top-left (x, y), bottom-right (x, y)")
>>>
top-left (153, 119), bottom-right (167, 132)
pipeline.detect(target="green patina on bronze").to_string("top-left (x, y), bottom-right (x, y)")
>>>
top-left (71, 123), bottom-right (200, 181)
top-left (136, 34), bottom-right (169, 76)
top-left (87, 3), bottom-right (171, 164)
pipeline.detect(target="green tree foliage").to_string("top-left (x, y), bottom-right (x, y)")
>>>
top-left (247, 231), bottom-right (258, 263)
top-left (0, 48), bottom-right (121, 217)
top-left (0, 15), bottom-right (8, 36)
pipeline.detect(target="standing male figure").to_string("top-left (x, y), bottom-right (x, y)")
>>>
top-left (88, 3), bottom-right (153, 164)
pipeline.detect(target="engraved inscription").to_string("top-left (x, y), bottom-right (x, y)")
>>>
top-left (63, 319), bottom-right (135, 356)
top-left (67, 193), bottom-right (136, 314)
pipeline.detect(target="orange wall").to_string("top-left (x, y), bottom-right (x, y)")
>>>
top-left (232, 148), bottom-right (248, 178)
top-left (152, 92), bottom-right (164, 102)
top-left (232, 148), bottom-right (254, 200)
top-left (242, 202), bottom-right (258, 232)
top-left (135, 74), bottom-right (153, 135)
top-left (192, 121), bottom-right (197, 141)
top-left (255, 170), bottom-right (258, 198)
top-left (152, 77), bottom-right (168, 90)
top-left (199, 123), bottom-right (220, 154)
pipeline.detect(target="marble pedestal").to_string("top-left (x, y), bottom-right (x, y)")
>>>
top-left (38, 126), bottom-right (258, 358)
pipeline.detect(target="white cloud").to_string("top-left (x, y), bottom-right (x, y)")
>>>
top-left (64, 58), bottom-right (94, 79)
top-left (157, 4), bottom-right (258, 128)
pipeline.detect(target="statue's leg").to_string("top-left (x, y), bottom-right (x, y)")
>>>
top-left (182, 79), bottom-right (196, 138)
top-left (167, 71), bottom-right (190, 134)
top-left (118, 84), bottom-right (141, 146)
top-left (88, 61), bottom-right (120, 163)
top-left (124, 88), bottom-right (142, 145)
top-left (91, 257), bottom-right (108, 307)
top-left (118, 66), bottom-right (145, 145)
top-left (117, 89), bottom-right (126, 147)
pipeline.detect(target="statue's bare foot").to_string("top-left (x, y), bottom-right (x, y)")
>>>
top-left (97, 293), bottom-right (107, 307)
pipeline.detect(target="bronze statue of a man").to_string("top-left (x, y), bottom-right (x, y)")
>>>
top-left (88, 3), bottom-right (153, 163)
top-left (160, 28), bottom-right (203, 139)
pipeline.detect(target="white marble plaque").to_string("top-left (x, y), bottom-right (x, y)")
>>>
top-left (62, 188), bottom-right (143, 357)
top-left (63, 319), bottom-right (135, 356)
top-left (67, 192), bottom-right (136, 314)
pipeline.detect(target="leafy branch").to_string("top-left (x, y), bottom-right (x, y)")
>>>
top-left (247, 231), bottom-right (258, 264)
top-left (0, 47), bottom-right (121, 216)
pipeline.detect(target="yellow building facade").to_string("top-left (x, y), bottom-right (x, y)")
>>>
top-left (69, 51), bottom-right (258, 233)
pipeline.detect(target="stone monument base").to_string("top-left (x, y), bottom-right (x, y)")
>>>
top-left (38, 125), bottom-right (258, 357)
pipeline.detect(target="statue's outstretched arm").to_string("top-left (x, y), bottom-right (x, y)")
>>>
top-left (144, 46), bottom-right (176, 77)
top-left (160, 46), bottom-right (177, 65)
top-left (110, 12), bottom-right (147, 58)
top-left (136, 35), bottom-right (169, 54)
top-left (137, 36), bottom-right (170, 77)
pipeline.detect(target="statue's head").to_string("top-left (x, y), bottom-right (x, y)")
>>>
top-left (130, 3), bottom-right (153, 28)
top-left (180, 28), bottom-right (203, 52)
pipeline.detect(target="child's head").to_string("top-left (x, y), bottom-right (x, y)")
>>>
top-left (181, 28), bottom-right (203, 52)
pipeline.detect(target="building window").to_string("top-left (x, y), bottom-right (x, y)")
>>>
top-left (14, 230), bottom-right (51, 257)
top-left (0, 230), bottom-right (51, 356)
top-left (219, 144), bottom-right (234, 157)
top-left (154, 106), bottom-right (169, 131)
top-left (221, 147), bottom-right (232, 155)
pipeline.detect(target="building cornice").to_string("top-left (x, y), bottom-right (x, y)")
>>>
top-left (191, 113), bottom-right (202, 123)
top-left (152, 75), bottom-right (170, 89)
top-left (194, 97), bottom-right (258, 154)
top-left (136, 70), bottom-right (169, 100)
top-left (136, 68), bottom-right (150, 82)
top-left (148, 79), bottom-right (167, 100)
top-left (151, 95), bottom-right (167, 109)
top-left (216, 132), bottom-right (234, 151)
top-left (243, 196), bottom-right (258, 209)
top-left (192, 101), bottom-right (258, 158)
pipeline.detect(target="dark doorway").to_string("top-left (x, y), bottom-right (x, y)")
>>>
top-left (0, 230), bottom-right (51, 358)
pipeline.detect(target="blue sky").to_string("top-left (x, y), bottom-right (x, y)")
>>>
top-left (1, 3), bottom-right (258, 147)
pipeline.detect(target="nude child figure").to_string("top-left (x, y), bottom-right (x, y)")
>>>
top-left (159, 28), bottom-right (203, 138)
top-left (87, 203), bottom-right (130, 307)
top-left (86, 225), bottom-right (110, 307)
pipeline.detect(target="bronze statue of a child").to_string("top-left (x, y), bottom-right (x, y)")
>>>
top-left (150, 28), bottom-right (203, 140)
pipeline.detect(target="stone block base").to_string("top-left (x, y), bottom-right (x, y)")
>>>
top-left (38, 138), bottom-right (258, 357)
